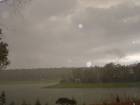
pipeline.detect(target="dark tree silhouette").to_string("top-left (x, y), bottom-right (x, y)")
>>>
top-left (0, 28), bottom-right (9, 70)
top-left (68, 99), bottom-right (76, 105)
top-left (116, 95), bottom-right (120, 103)
top-left (0, 91), bottom-right (6, 105)
top-left (56, 98), bottom-right (67, 105)
top-left (56, 98), bottom-right (77, 105)
top-left (35, 99), bottom-right (41, 105)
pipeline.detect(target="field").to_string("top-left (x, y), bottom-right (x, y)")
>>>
top-left (0, 80), bottom-right (60, 85)
top-left (0, 70), bottom-right (140, 105)
top-left (46, 82), bottom-right (140, 88)
top-left (1, 80), bottom-right (140, 88)
top-left (0, 82), bottom-right (140, 105)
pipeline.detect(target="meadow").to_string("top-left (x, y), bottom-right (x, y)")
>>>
top-left (0, 68), bottom-right (140, 105)
top-left (0, 81), bottom-right (140, 105)
top-left (46, 82), bottom-right (140, 88)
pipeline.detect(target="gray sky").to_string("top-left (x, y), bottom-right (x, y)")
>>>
top-left (0, 0), bottom-right (140, 69)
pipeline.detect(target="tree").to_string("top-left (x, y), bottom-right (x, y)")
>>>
top-left (0, 28), bottom-right (9, 70)
top-left (56, 98), bottom-right (77, 105)
top-left (0, 91), bottom-right (6, 105)
top-left (116, 95), bottom-right (120, 103)
top-left (35, 99), bottom-right (41, 105)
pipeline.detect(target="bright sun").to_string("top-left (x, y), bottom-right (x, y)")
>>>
top-left (78, 24), bottom-right (83, 29)
top-left (86, 61), bottom-right (92, 67)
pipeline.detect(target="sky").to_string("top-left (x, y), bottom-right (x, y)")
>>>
top-left (0, 0), bottom-right (140, 69)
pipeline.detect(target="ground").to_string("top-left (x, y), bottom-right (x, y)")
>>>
top-left (45, 82), bottom-right (140, 88)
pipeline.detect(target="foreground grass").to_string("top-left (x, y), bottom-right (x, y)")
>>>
top-left (45, 82), bottom-right (140, 88)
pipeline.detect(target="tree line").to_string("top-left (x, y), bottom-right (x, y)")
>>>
top-left (62, 63), bottom-right (140, 83)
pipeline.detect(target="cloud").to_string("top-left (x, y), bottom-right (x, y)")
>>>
top-left (1, 0), bottom-right (140, 68)
top-left (23, 0), bottom-right (77, 23)
top-left (79, 0), bottom-right (129, 8)
top-left (71, 2), bottom-right (140, 52)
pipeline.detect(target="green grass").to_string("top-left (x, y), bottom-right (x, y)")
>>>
top-left (45, 82), bottom-right (140, 88)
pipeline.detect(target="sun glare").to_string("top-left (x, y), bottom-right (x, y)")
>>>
top-left (86, 61), bottom-right (92, 67)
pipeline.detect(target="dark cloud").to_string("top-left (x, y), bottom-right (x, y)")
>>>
top-left (71, 2), bottom-right (140, 58)
top-left (1, 0), bottom-right (140, 68)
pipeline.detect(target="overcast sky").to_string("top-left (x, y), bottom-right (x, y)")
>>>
top-left (0, 0), bottom-right (140, 69)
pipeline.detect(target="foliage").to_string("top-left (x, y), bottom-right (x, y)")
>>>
top-left (0, 91), bottom-right (6, 105)
top-left (0, 29), bottom-right (9, 70)
top-left (35, 99), bottom-right (41, 105)
top-left (62, 62), bottom-right (140, 83)
top-left (56, 98), bottom-right (77, 105)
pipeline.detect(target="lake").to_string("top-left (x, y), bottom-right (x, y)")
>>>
top-left (0, 84), bottom-right (140, 105)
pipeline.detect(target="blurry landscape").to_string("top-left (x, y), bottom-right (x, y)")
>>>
top-left (1, 63), bottom-right (140, 86)
top-left (0, 63), bottom-right (140, 105)
top-left (1, 0), bottom-right (140, 105)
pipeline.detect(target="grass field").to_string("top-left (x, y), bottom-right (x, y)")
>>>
top-left (1, 80), bottom-right (140, 88)
top-left (45, 82), bottom-right (140, 88)
top-left (0, 80), bottom-right (60, 85)
top-left (0, 80), bottom-right (140, 105)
